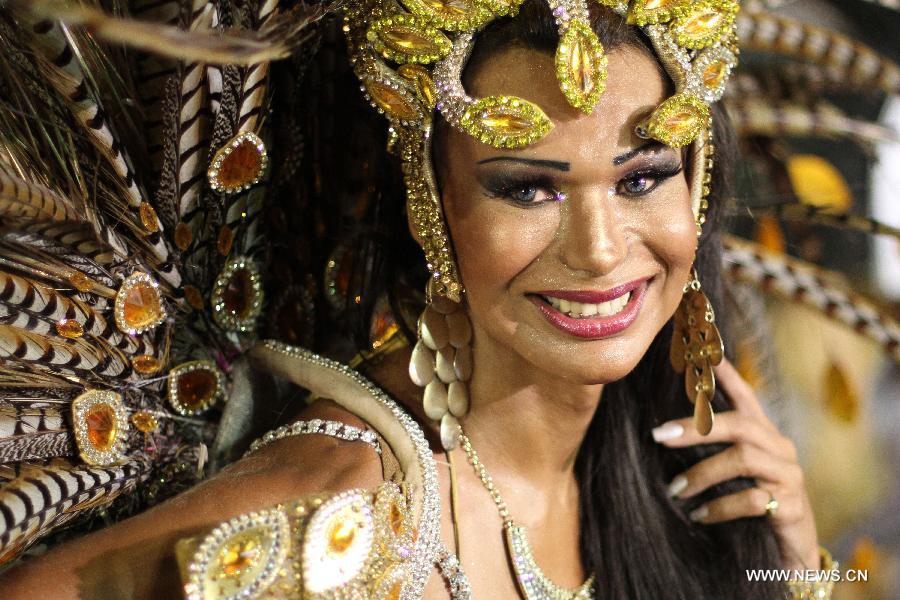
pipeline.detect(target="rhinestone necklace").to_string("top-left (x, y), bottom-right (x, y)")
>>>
top-left (458, 430), bottom-right (595, 600)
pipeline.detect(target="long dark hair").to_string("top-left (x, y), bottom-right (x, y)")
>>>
top-left (328, 2), bottom-right (787, 597)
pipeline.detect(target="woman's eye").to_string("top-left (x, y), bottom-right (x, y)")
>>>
top-left (500, 185), bottom-right (558, 205)
top-left (618, 175), bottom-right (658, 196)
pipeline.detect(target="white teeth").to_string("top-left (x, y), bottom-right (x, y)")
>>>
top-left (543, 292), bottom-right (632, 319)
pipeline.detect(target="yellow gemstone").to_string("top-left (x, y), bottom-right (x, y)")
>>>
top-left (131, 411), bottom-right (158, 433)
top-left (217, 225), bottom-right (234, 256)
top-left (183, 284), bottom-right (205, 310)
top-left (55, 318), bottom-right (84, 339)
top-left (139, 202), bottom-right (159, 233)
top-left (174, 222), bottom-right (193, 251)
top-left (381, 28), bottom-right (439, 53)
top-left (645, 0), bottom-right (677, 9)
top-left (68, 271), bottom-right (93, 293)
top-left (422, 0), bottom-right (470, 15)
top-left (702, 60), bottom-right (728, 89)
top-left (85, 403), bottom-right (118, 452)
top-left (366, 81), bottom-right (420, 121)
top-left (218, 537), bottom-right (261, 577)
top-left (481, 112), bottom-right (535, 134)
top-left (398, 64), bottom-right (435, 109)
top-left (327, 518), bottom-right (357, 554)
top-left (666, 108), bottom-right (701, 132)
top-left (121, 280), bottom-right (163, 331)
top-left (682, 10), bottom-right (721, 36)
top-left (132, 354), bottom-right (161, 374)
top-left (387, 581), bottom-right (402, 600)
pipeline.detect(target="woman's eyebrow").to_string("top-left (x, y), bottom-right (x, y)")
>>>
top-left (613, 141), bottom-right (668, 166)
top-left (475, 157), bottom-right (571, 171)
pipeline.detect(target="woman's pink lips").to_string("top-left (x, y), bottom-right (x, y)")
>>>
top-left (529, 279), bottom-right (649, 340)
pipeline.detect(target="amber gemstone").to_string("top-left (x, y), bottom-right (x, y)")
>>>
top-left (702, 61), bottom-right (728, 89)
top-left (218, 536), bottom-right (261, 577)
top-left (665, 108), bottom-right (701, 134)
top-left (55, 319), bottom-right (84, 339)
top-left (367, 81), bottom-right (420, 121)
top-left (678, 9), bottom-right (723, 40)
top-left (389, 500), bottom-right (404, 535)
top-left (68, 271), bottom-right (93, 293)
top-left (381, 28), bottom-right (440, 53)
top-left (217, 226), bottom-right (234, 256)
top-left (139, 202), bottom-right (160, 233)
top-left (174, 222), bottom-right (193, 251)
top-left (217, 140), bottom-right (263, 189)
top-left (387, 581), bottom-right (402, 600)
top-left (327, 518), bottom-right (357, 554)
top-left (131, 411), bottom-right (158, 433)
top-left (222, 268), bottom-right (254, 320)
top-left (481, 112), bottom-right (534, 134)
top-left (422, 0), bottom-right (470, 15)
top-left (176, 369), bottom-right (219, 412)
top-left (183, 284), bottom-right (205, 310)
top-left (132, 354), bottom-right (161, 374)
top-left (122, 281), bottom-right (163, 330)
top-left (85, 403), bottom-right (118, 452)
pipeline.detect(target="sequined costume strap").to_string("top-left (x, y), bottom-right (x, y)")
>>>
top-left (244, 419), bottom-right (382, 458)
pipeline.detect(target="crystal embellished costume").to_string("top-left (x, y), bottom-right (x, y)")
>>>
top-left (0, 0), bottom-right (896, 598)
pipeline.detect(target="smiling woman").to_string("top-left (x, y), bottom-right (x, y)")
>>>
top-left (0, 0), bottom-right (838, 599)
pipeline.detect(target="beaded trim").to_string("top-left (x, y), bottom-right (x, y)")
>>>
top-left (260, 340), bottom-right (443, 600)
top-left (244, 419), bottom-right (382, 457)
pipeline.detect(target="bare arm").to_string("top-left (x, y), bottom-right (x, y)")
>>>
top-left (0, 404), bottom-right (383, 599)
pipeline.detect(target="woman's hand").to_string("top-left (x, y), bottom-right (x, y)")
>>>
top-left (651, 359), bottom-right (821, 570)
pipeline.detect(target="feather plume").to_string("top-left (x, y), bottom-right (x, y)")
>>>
top-left (737, 10), bottom-right (900, 96)
top-left (723, 235), bottom-right (900, 361)
top-left (739, 203), bottom-right (900, 241)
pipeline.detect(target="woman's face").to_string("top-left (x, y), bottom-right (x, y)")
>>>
top-left (435, 43), bottom-right (697, 385)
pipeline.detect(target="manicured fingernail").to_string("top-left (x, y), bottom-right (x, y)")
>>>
top-left (667, 475), bottom-right (688, 497)
top-left (652, 422), bottom-right (684, 442)
top-left (689, 505), bottom-right (708, 522)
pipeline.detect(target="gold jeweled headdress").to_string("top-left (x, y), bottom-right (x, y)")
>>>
top-left (343, 0), bottom-right (741, 300)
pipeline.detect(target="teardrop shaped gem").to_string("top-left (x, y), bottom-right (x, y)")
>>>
top-left (168, 360), bottom-right (225, 415)
top-left (646, 94), bottom-right (710, 149)
top-left (367, 15), bottom-right (451, 65)
top-left (114, 272), bottom-right (166, 335)
top-left (460, 95), bottom-right (553, 150)
top-left (365, 79), bottom-right (422, 121)
top-left (208, 132), bottom-right (268, 194)
top-left (446, 310), bottom-right (472, 348)
top-left (702, 60), bottom-right (728, 90)
top-left (67, 270), bottom-right (94, 293)
top-left (627, 0), bottom-right (690, 26)
top-left (555, 21), bottom-right (608, 114)
top-left (174, 221), bottom-right (194, 251)
top-left (693, 390), bottom-right (715, 435)
top-left (670, 0), bottom-right (738, 50)
top-left (421, 306), bottom-right (449, 350)
top-left (217, 225), bottom-right (234, 256)
top-left (55, 318), bottom-right (84, 339)
top-left (400, 0), bottom-right (493, 32)
top-left (211, 257), bottom-right (263, 332)
top-left (72, 390), bottom-right (128, 466)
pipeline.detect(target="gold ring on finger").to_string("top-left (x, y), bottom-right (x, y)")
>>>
top-left (764, 490), bottom-right (779, 517)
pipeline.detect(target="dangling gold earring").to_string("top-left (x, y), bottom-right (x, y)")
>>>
top-left (408, 278), bottom-right (472, 450)
top-left (670, 270), bottom-right (724, 435)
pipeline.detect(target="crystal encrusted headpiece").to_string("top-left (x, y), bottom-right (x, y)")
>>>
top-left (343, 0), bottom-right (740, 300)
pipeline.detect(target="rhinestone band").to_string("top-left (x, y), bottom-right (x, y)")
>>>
top-left (245, 419), bottom-right (382, 457)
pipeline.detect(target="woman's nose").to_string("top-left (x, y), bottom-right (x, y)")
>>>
top-left (558, 189), bottom-right (627, 276)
